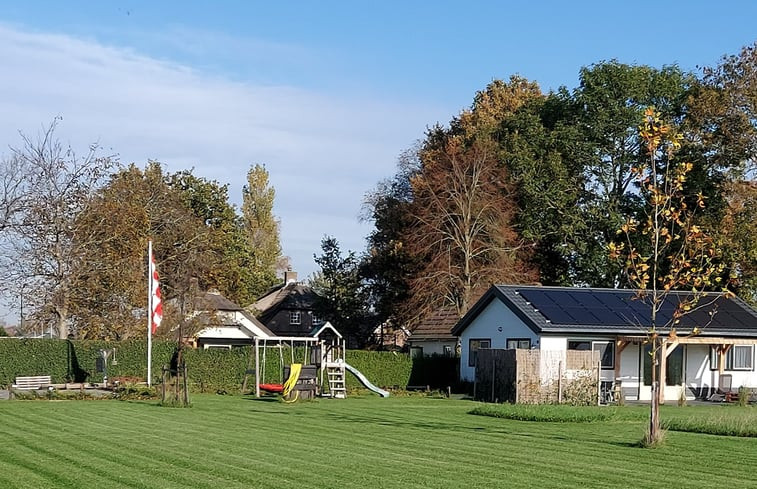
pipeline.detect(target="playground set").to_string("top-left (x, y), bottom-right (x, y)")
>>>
top-left (241, 322), bottom-right (389, 401)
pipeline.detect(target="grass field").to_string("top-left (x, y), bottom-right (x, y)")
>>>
top-left (2, 394), bottom-right (757, 488)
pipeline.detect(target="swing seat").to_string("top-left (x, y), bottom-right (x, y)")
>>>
top-left (259, 383), bottom-right (284, 393)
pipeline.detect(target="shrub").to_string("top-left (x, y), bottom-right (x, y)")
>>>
top-left (0, 339), bottom-right (421, 394)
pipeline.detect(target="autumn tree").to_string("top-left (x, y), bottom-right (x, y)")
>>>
top-left (69, 163), bottom-right (218, 339)
top-left (363, 77), bottom-right (541, 329)
top-left (715, 180), bottom-right (757, 306)
top-left (6, 120), bottom-right (117, 339)
top-left (242, 164), bottom-right (285, 298)
top-left (612, 108), bottom-right (731, 445)
top-left (688, 42), bottom-right (757, 175)
top-left (406, 135), bottom-right (536, 322)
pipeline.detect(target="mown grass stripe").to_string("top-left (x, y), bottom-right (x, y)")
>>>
top-left (4, 396), bottom-right (757, 488)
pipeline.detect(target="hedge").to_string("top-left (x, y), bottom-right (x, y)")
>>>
top-left (0, 339), bottom-right (458, 392)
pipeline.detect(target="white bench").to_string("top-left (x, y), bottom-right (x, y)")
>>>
top-left (11, 375), bottom-right (52, 390)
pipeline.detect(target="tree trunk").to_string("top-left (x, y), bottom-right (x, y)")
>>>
top-left (649, 336), bottom-right (662, 444)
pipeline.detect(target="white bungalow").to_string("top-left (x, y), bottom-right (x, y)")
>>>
top-left (191, 290), bottom-right (273, 349)
top-left (452, 285), bottom-right (757, 402)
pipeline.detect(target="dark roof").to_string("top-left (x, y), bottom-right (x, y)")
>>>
top-left (452, 285), bottom-right (757, 338)
top-left (251, 282), bottom-right (321, 324)
top-left (411, 308), bottom-right (460, 340)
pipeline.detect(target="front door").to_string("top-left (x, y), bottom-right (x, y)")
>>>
top-left (640, 344), bottom-right (685, 401)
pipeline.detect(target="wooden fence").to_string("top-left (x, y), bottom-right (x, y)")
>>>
top-left (474, 349), bottom-right (600, 404)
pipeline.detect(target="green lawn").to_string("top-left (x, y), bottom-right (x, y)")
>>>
top-left (1, 394), bottom-right (756, 488)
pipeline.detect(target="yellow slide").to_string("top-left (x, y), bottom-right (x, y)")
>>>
top-left (282, 363), bottom-right (302, 402)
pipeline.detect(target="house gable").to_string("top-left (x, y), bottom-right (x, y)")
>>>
top-left (193, 291), bottom-right (273, 348)
top-left (458, 297), bottom-right (538, 382)
top-left (250, 282), bottom-right (323, 337)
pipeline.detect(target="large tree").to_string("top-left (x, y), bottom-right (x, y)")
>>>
top-left (312, 236), bottom-right (371, 346)
top-left (70, 163), bottom-right (217, 339)
top-left (406, 135), bottom-right (536, 321)
top-left (6, 120), bottom-right (117, 338)
top-left (361, 146), bottom-right (421, 329)
top-left (241, 164), bottom-right (285, 299)
top-left (168, 171), bottom-right (260, 306)
top-left (363, 77), bottom-right (542, 328)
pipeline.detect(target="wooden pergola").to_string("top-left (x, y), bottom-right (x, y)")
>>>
top-left (615, 335), bottom-right (757, 402)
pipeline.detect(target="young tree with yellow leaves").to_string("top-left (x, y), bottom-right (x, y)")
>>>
top-left (611, 108), bottom-right (732, 445)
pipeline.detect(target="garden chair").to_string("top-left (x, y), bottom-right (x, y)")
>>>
top-left (707, 374), bottom-right (735, 402)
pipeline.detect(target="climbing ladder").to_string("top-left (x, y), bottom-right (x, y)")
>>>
top-left (325, 362), bottom-right (346, 398)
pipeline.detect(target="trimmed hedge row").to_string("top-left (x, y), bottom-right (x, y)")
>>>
top-left (0, 339), bottom-right (457, 392)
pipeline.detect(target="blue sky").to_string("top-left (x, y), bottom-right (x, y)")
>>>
top-left (1, 1), bottom-right (756, 319)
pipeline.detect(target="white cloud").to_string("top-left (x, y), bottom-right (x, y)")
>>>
top-left (0, 23), bottom-right (448, 297)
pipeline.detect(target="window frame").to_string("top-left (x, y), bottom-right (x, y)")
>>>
top-left (592, 341), bottom-right (615, 370)
top-left (289, 310), bottom-right (301, 325)
top-left (568, 340), bottom-right (615, 369)
top-left (468, 338), bottom-right (491, 367)
top-left (506, 338), bottom-right (531, 350)
top-left (710, 345), bottom-right (755, 371)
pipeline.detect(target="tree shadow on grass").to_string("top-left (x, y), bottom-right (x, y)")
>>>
top-left (327, 411), bottom-right (648, 450)
top-left (242, 395), bottom-right (282, 403)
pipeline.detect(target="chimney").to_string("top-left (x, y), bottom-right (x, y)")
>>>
top-left (284, 269), bottom-right (298, 285)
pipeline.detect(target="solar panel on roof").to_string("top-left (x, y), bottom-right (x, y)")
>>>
top-left (589, 308), bottom-right (625, 325)
top-left (597, 292), bottom-right (628, 309)
top-left (510, 287), bottom-right (757, 333)
top-left (555, 291), bottom-right (582, 306)
top-left (574, 293), bottom-right (604, 307)
top-left (519, 289), bottom-right (550, 307)
top-left (536, 305), bottom-right (576, 324)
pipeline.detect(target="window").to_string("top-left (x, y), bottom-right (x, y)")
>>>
top-left (468, 338), bottom-right (491, 367)
top-left (710, 345), bottom-right (754, 371)
top-left (643, 344), bottom-right (683, 386)
top-left (443, 345), bottom-right (453, 356)
top-left (593, 341), bottom-right (614, 370)
top-left (311, 314), bottom-right (323, 326)
top-left (410, 346), bottom-right (424, 359)
top-left (568, 340), bottom-right (614, 369)
top-left (289, 311), bottom-right (301, 325)
top-left (506, 338), bottom-right (531, 350)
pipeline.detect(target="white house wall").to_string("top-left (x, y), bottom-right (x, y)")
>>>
top-left (196, 326), bottom-right (251, 340)
top-left (686, 344), bottom-right (757, 395)
top-left (459, 299), bottom-right (537, 382)
top-left (540, 336), bottom-right (566, 351)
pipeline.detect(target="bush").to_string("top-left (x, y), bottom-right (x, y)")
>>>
top-left (114, 383), bottom-right (158, 401)
top-left (0, 339), bottom-right (423, 393)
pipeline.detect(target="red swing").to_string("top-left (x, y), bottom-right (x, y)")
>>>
top-left (258, 383), bottom-right (283, 393)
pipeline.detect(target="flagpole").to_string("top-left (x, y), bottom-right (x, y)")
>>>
top-left (147, 240), bottom-right (153, 387)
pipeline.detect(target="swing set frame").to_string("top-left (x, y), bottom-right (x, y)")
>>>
top-left (248, 330), bottom-right (345, 398)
